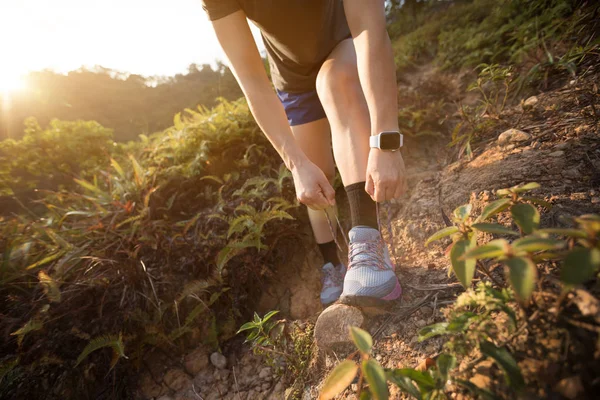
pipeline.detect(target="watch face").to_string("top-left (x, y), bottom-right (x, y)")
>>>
top-left (380, 132), bottom-right (401, 150)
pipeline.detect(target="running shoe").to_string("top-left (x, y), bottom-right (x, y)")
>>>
top-left (320, 262), bottom-right (345, 306)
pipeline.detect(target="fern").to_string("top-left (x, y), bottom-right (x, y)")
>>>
top-left (75, 333), bottom-right (126, 369)
top-left (11, 319), bottom-right (43, 346)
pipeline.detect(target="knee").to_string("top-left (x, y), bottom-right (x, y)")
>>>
top-left (316, 59), bottom-right (360, 103)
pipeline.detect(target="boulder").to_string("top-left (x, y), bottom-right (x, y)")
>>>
top-left (497, 129), bottom-right (531, 146)
top-left (314, 304), bottom-right (364, 350)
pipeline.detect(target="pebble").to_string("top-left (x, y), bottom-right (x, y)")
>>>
top-left (497, 128), bottom-right (531, 146)
top-left (421, 306), bottom-right (434, 318)
top-left (210, 352), bottom-right (227, 369)
top-left (415, 319), bottom-right (427, 328)
top-left (522, 95), bottom-right (539, 110)
top-left (549, 150), bottom-right (564, 157)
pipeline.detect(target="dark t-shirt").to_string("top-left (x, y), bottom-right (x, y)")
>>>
top-left (201, 0), bottom-right (351, 93)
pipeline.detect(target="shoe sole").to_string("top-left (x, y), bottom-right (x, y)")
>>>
top-left (338, 280), bottom-right (402, 309)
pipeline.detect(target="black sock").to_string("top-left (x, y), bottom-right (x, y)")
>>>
top-left (318, 241), bottom-right (341, 265)
top-left (345, 182), bottom-right (378, 229)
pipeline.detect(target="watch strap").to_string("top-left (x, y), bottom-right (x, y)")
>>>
top-left (369, 135), bottom-right (379, 149)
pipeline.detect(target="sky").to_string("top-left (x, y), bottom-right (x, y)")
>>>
top-left (0, 0), bottom-right (264, 83)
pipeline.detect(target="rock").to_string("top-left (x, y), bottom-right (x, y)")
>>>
top-left (415, 319), bottom-right (427, 328)
top-left (554, 376), bottom-right (584, 399)
top-left (314, 304), bottom-right (364, 349)
top-left (469, 374), bottom-right (491, 389)
top-left (498, 128), bottom-right (531, 146)
top-left (184, 346), bottom-right (210, 375)
top-left (139, 372), bottom-right (169, 399)
top-left (549, 150), bottom-right (564, 157)
top-left (214, 368), bottom-right (230, 381)
top-left (555, 142), bottom-right (569, 150)
top-left (267, 380), bottom-right (285, 400)
top-left (210, 352), bottom-right (227, 369)
top-left (259, 367), bottom-right (272, 380)
top-left (164, 368), bottom-right (191, 392)
top-left (522, 95), bottom-right (539, 110)
top-left (562, 168), bottom-right (580, 179)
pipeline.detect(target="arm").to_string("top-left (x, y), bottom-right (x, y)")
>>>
top-left (343, 0), bottom-right (407, 201)
top-left (211, 11), bottom-right (335, 209)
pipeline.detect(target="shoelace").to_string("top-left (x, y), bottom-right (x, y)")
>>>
top-left (347, 240), bottom-right (387, 271)
top-left (324, 201), bottom-right (398, 268)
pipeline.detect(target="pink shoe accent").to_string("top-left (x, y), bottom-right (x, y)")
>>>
top-left (381, 279), bottom-right (402, 301)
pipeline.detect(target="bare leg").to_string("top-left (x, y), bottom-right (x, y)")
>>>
top-left (290, 118), bottom-right (336, 244)
top-left (316, 39), bottom-right (370, 186)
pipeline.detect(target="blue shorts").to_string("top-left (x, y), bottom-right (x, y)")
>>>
top-left (276, 89), bottom-right (327, 126)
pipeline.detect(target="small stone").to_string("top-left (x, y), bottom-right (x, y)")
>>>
top-left (314, 304), bottom-right (364, 349)
top-left (470, 374), bottom-right (491, 389)
top-left (522, 95), bottom-right (539, 110)
top-left (261, 382), bottom-right (271, 391)
top-left (562, 168), bottom-right (580, 179)
top-left (555, 142), bottom-right (569, 150)
top-left (549, 150), bottom-right (564, 157)
top-left (164, 369), bottom-right (191, 392)
top-left (498, 128), bottom-right (531, 146)
top-left (421, 306), bottom-right (434, 318)
top-left (415, 319), bottom-right (427, 328)
top-left (375, 354), bottom-right (382, 361)
top-left (210, 352), bottom-right (227, 369)
top-left (554, 376), bottom-right (584, 399)
top-left (410, 336), bottom-right (419, 345)
top-left (592, 198), bottom-right (600, 204)
top-left (214, 368), bottom-right (230, 381)
top-left (184, 346), bottom-right (210, 375)
top-left (258, 367), bottom-right (272, 380)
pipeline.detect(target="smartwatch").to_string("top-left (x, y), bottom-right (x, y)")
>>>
top-left (369, 131), bottom-right (403, 151)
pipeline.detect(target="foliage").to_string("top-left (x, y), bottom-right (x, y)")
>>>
top-left (0, 98), bottom-right (300, 399)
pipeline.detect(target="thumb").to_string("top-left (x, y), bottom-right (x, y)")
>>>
top-left (365, 175), bottom-right (375, 200)
top-left (321, 178), bottom-right (336, 206)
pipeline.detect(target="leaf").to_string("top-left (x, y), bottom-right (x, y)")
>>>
top-left (436, 354), bottom-right (456, 383)
top-left (362, 359), bottom-right (389, 400)
top-left (393, 368), bottom-right (436, 390)
top-left (453, 204), bottom-right (472, 223)
top-left (450, 239), bottom-right (477, 288)
top-left (129, 154), bottom-right (145, 187)
top-left (174, 112), bottom-right (184, 130)
top-left (479, 340), bottom-right (525, 391)
top-left (537, 228), bottom-right (587, 239)
top-left (74, 178), bottom-right (105, 196)
top-left (75, 334), bottom-right (126, 368)
top-left (510, 203), bottom-right (539, 234)
top-left (319, 360), bottom-right (359, 400)
top-left (455, 378), bottom-right (500, 400)
top-left (462, 239), bottom-right (509, 260)
top-left (471, 223), bottom-right (519, 236)
top-left (110, 158), bottom-right (125, 179)
top-left (560, 247), bottom-right (600, 285)
top-left (11, 318), bottom-right (43, 346)
top-left (425, 226), bottom-right (459, 247)
top-left (261, 310), bottom-right (279, 325)
top-left (387, 372), bottom-right (422, 400)
top-left (25, 250), bottom-right (66, 270)
top-left (512, 182), bottom-right (540, 193)
top-left (350, 326), bottom-right (373, 354)
top-left (512, 236), bottom-right (564, 253)
top-left (38, 271), bottom-right (61, 303)
top-left (447, 312), bottom-right (477, 332)
top-left (478, 198), bottom-right (511, 221)
top-left (237, 321), bottom-right (257, 334)
top-left (418, 323), bottom-right (449, 341)
top-left (503, 256), bottom-right (537, 302)
top-left (216, 245), bottom-right (243, 277)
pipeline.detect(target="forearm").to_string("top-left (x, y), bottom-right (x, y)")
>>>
top-left (344, 0), bottom-right (399, 136)
top-left (240, 80), bottom-right (307, 170)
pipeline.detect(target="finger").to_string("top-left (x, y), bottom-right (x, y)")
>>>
top-left (373, 182), bottom-right (385, 203)
top-left (394, 181), bottom-right (404, 199)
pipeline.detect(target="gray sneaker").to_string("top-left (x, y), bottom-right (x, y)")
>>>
top-left (320, 262), bottom-right (345, 306)
top-left (339, 226), bottom-right (402, 307)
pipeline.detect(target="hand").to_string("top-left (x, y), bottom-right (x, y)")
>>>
top-left (365, 148), bottom-right (407, 202)
top-left (290, 160), bottom-right (336, 210)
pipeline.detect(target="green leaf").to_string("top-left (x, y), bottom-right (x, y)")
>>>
top-left (425, 226), bottom-right (459, 247)
top-left (447, 312), bottom-right (476, 332)
top-left (363, 359), bottom-right (389, 400)
top-left (537, 228), bottom-right (587, 239)
top-left (261, 310), bottom-right (279, 324)
top-left (511, 203), bottom-right (540, 234)
top-left (319, 360), bottom-right (359, 400)
top-left (462, 239), bottom-right (510, 260)
top-left (560, 247), bottom-right (600, 285)
top-left (450, 239), bottom-right (477, 287)
top-left (455, 378), bottom-right (500, 400)
top-left (237, 322), bottom-right (257, 334)
top-left (436, 354), bottom-right (456, 383)
top-left (479, 340), bottom-right (525, 391)
top-left (512, 236), bottom-right (564, 253)
top-left (472, 223), bottom-right (519, 236)
top-left (512, 182), bottom-right (540, 193)
top-left (478, 198), bottom-right (511, 222)
top-left (503, 256), bottom-right (537, 302)
top-left (453, 204), bottom-right (472, 223)
top-left (393, 368), bottom-right (436, 390)
top-left (418, 323), bottom-right (449, 341)
top-left (350, 326), bottom-right (373, 354)
top-left (387, 371), bottom-right (422, 399)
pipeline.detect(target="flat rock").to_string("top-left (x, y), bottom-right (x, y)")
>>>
top-left (498, 128), bottom-right (531, 146)
top-left (314, 304), bottom-right (364, 349)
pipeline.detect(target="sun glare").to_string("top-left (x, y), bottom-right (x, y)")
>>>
top-left (0, 73), bottom-right (27, 96)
